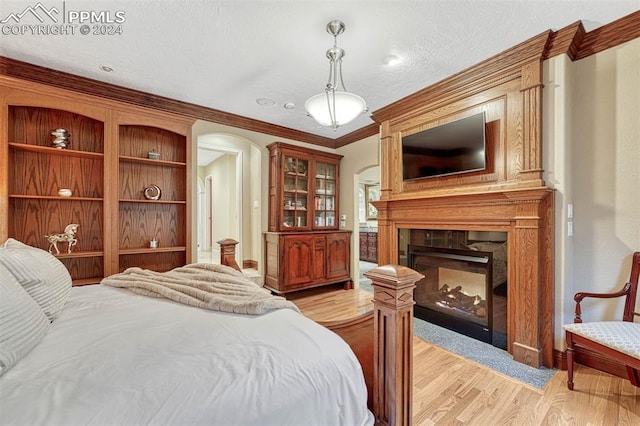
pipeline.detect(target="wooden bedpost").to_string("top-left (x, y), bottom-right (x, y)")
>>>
top-left (365, 265), bottom-right (423, 426)
top-left (216, 238), bottom-right (241, 272)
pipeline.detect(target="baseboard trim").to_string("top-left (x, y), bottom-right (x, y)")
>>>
top-left (243, 259), bottom-right (257, 269)
top-left (554, 349), bottom-right (567, 370)
top-left (554, 347), bottom-right (628, 378)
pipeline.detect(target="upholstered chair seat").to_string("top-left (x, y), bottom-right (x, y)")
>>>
top-left (564, 322), bottom-right (640, 360)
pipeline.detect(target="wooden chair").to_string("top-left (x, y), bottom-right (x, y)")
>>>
top-left (564, 252), bottom-right (640, 390)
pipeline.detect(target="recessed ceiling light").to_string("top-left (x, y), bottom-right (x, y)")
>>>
top-left (283, 102), bottom-right (296, 110)
top-left (256, 98), bottom-right (276, 106)
top-left (383, 55), bottom-right (401, 66)
top-left (99, 65), bottom-right (114, 72)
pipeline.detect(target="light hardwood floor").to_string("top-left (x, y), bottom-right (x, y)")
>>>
top-left (289, 285), bottom-right (640, 426)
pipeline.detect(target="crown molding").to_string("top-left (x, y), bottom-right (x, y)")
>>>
top-left (334, 123), bottom-right (379, 148)
top-left (574, 10), bottom-right (640, 60)
top-left (0, 56), bottom-right (340, 148)
top-left (544, 21), bottom-right (586, 60)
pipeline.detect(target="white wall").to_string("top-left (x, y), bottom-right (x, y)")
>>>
top-left (249, 143), bottom-right (262, 268)
top-left (545, 37), bottom-right (640, 350)
top-left (544, 53), bottom-right (575, 351)
top-left (202, 154), bottom-right (237, 246)
top-left (337, 134), bottom-right (380, 285)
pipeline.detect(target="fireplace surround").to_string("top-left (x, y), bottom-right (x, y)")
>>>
top-left (374, 189), bottom-right (554, 367)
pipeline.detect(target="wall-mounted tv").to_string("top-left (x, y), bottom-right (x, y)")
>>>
top-left (402, 112), bottom-right (486, 181)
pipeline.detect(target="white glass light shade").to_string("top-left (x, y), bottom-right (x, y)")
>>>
top-left (305, 91), bottom-right (367, 128)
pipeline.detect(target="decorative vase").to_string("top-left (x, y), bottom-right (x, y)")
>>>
top-left (51, 128), bottom-right (71, 149)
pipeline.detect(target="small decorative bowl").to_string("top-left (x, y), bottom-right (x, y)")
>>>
top-left (58, 188), bottom-right (72, 197)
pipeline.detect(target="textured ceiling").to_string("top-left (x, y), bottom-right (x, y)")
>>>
top-left (1, 1), bottom-right (638, 139)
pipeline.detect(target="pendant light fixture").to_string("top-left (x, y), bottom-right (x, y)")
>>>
top-left (305, 20), bottom-right (368, 131)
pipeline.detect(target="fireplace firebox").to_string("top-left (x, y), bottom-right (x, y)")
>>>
top-left (409, 245), bottom-right (506, 348)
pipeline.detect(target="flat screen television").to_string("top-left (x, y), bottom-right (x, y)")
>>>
top-left (402, 112), bottom-right (486, 181)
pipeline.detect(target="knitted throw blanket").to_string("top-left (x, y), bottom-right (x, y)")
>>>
top-left (102, 263), bottom-right (300, 315)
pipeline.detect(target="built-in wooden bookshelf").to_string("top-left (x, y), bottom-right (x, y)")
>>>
top-left (6, 105), bottom-right (105, 285)
top-left (0, 80), bottom-right (194, 284)
top-left (117, 123), bottom-right (188, 273)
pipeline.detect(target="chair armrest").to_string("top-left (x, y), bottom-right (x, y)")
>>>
top-left (574, 282), bottom-right (632, 323)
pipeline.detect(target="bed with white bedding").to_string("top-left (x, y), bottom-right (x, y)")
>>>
top-left (0, 239), bottom-right (373, 426)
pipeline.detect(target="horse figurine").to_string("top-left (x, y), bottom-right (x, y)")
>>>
top-left (45, 223), bottom-right (79, 255)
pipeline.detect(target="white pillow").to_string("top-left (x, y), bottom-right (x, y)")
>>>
top-left (0, 239), bottom-right (72, 320)
top-left (0, 262), bottom-right (50, 376)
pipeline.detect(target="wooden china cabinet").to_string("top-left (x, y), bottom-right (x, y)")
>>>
top-left (0, 78), bottom-right (193, 285)
top-left (264, 142), bottom-right (351, 294)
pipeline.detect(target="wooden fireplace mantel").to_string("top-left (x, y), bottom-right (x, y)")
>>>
top-left (374, 187), bottom-right (554, 368)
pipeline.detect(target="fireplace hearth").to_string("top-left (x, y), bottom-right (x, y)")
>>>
top-left (409, 244), bottom-right (507, 349)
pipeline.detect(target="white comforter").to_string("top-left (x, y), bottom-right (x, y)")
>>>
top-left (0, 285), bottom-right (373, 426)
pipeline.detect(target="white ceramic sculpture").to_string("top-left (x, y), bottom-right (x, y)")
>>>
top-left (45, 223), bottom-right (79, 255)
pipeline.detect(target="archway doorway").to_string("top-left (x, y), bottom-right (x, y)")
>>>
top-left (194, 132), bottom-right (262, 282)
top-left (196, 140), bottom-right (242, 264)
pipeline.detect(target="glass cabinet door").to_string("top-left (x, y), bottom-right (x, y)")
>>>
top-left (314, 162), bottom-right (337, 228)
top-left (283, 156), bottom-right (308, 228)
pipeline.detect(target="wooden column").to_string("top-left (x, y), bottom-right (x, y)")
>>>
top-left (373, 199), bottom-right (393, 266)
top-left (505, 191), bottom-right (554, 368)
top-left (217, 238), bottom-right (241, 271)
top-left (375, 121), bottom-right (396, 268)
top-left (365, 264), bottom-right (424, 426)
top-left (519, 59), bottom-right (545, 184)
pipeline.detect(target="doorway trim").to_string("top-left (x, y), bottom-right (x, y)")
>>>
top-left (205, 175), bottom-right (213, 250)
